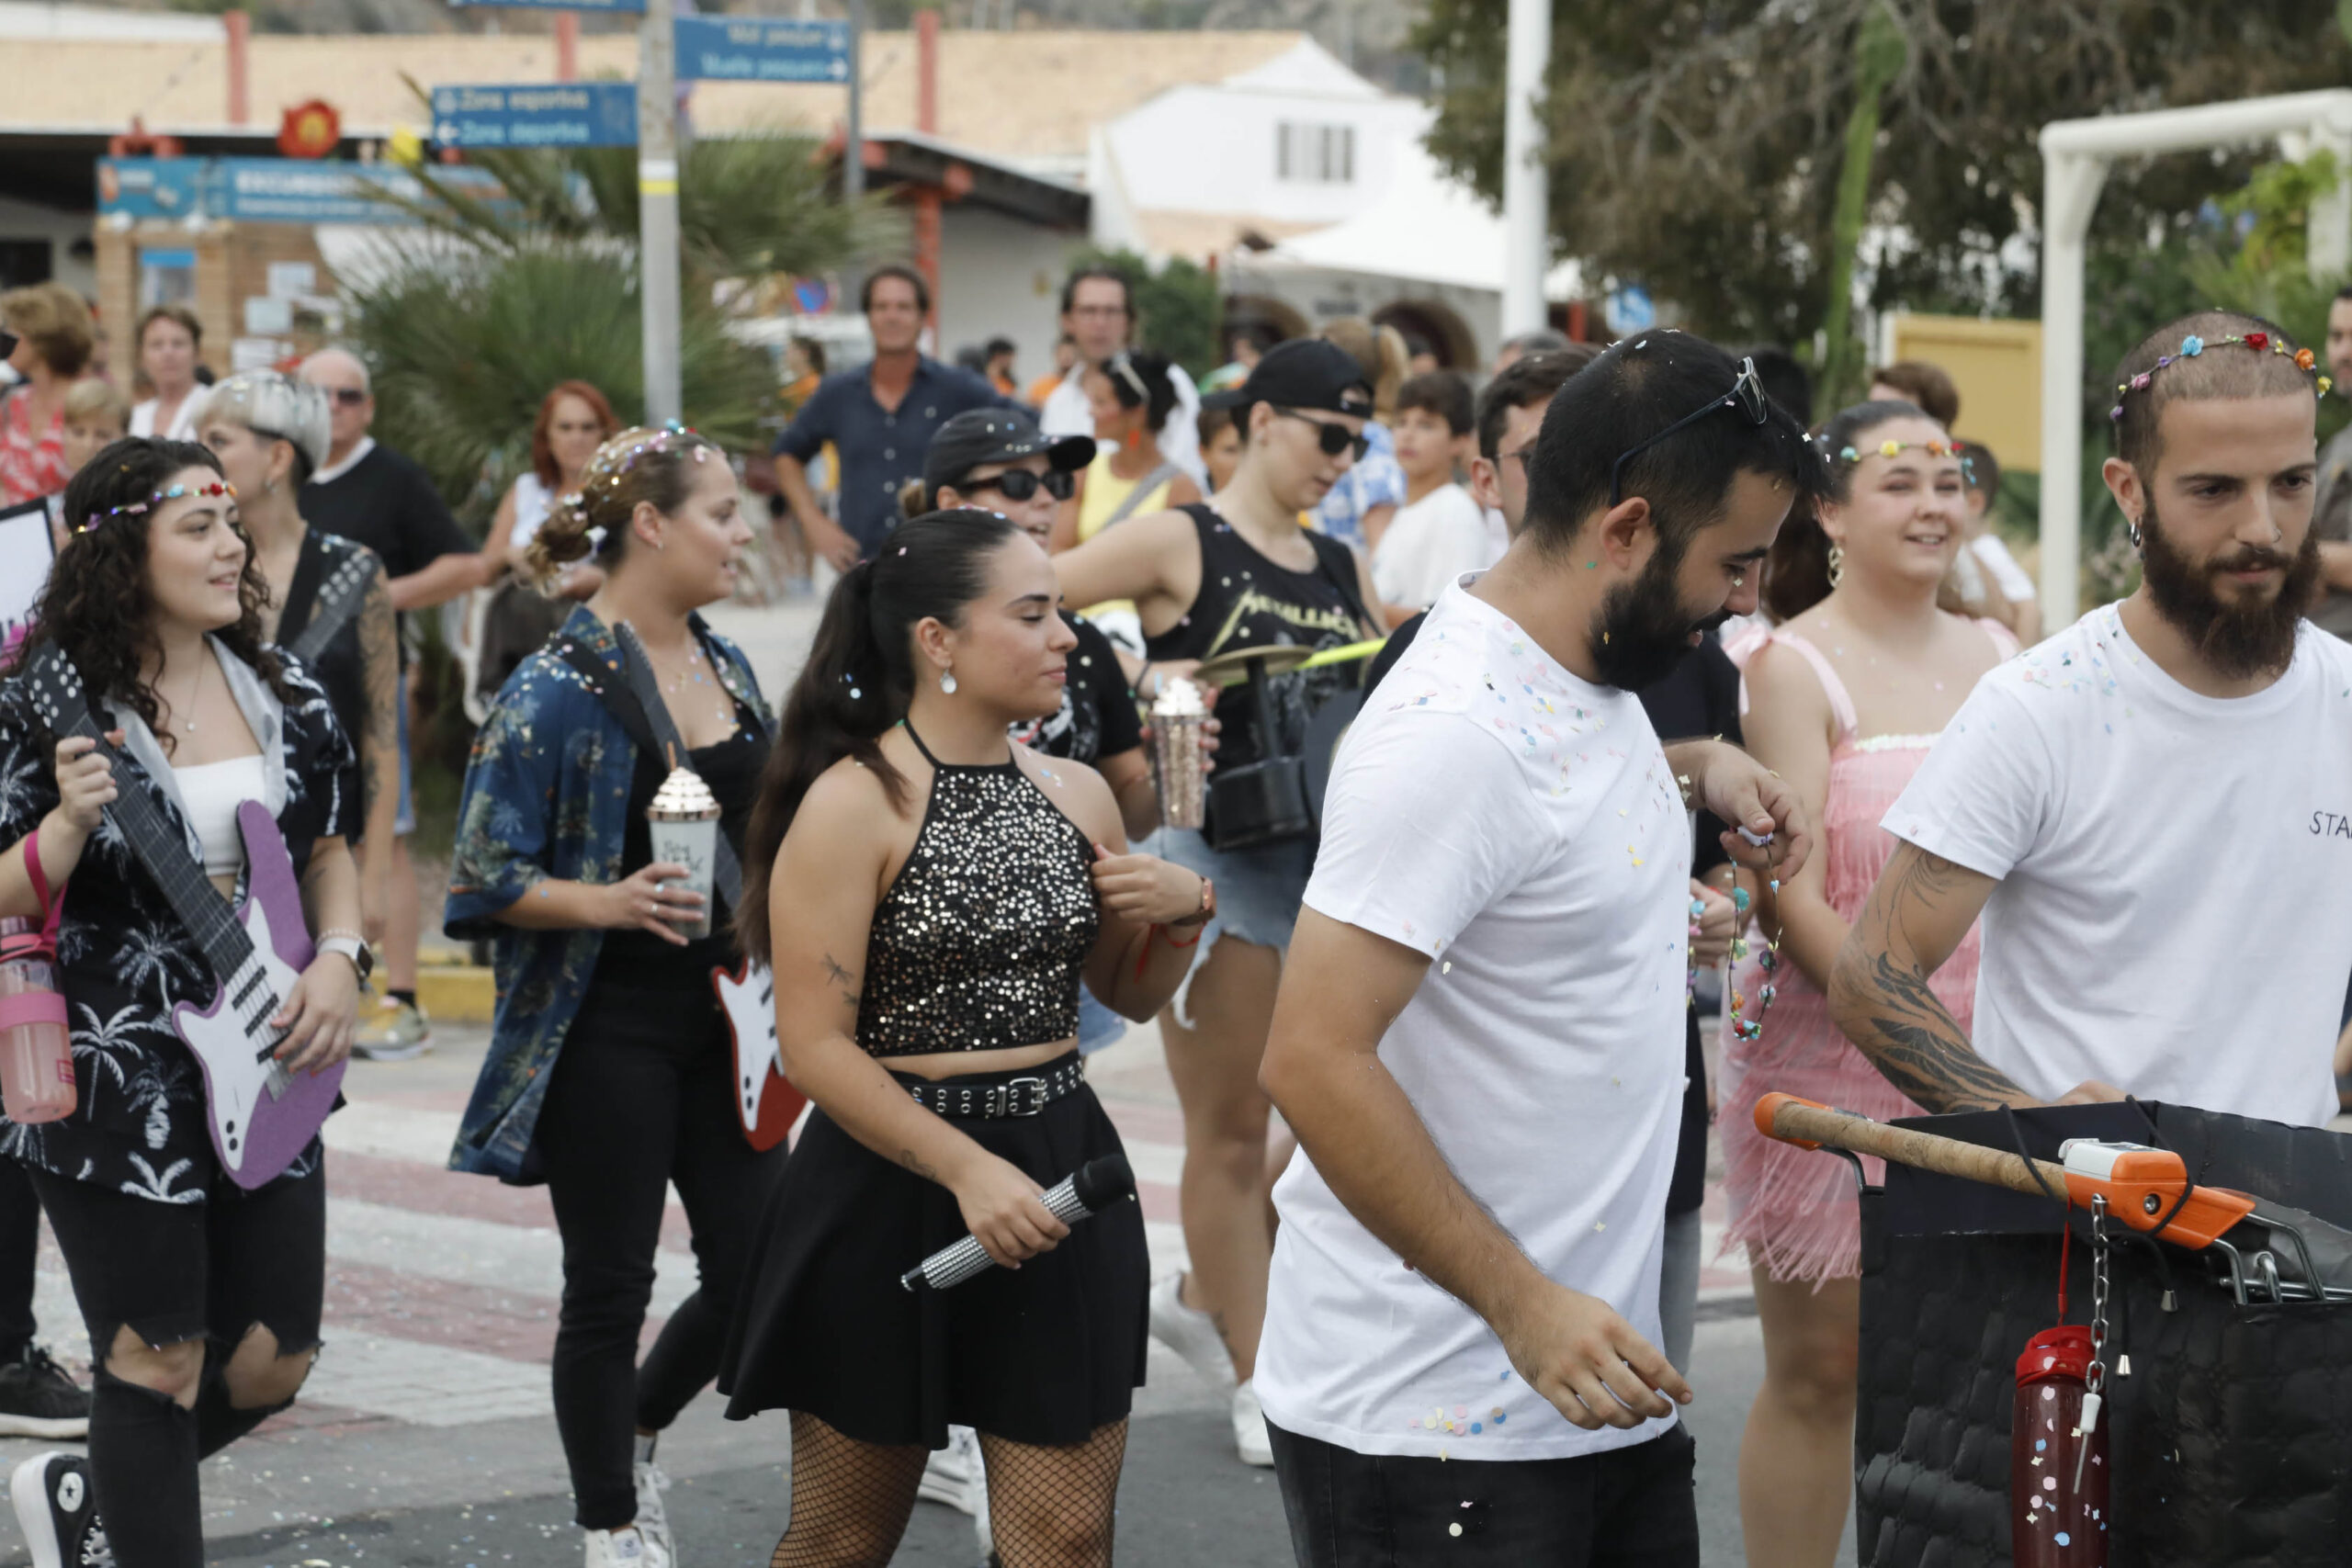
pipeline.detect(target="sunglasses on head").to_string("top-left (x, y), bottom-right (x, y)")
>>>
top-left (1608, 356), bottom-right (1770, 505)
top-left (964, 467), bottom-right (1074, 503)
top-left (1276, 408), bottom-right (1371, 461)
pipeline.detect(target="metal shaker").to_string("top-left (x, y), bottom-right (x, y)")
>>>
top-left (646, 766), bottom-right (721, 941)
top-left (1151, 679), bottom-right (1210, 830)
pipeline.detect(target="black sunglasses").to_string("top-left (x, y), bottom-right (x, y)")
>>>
top-left (1276, 408), bottom-right (1371, 461)
top-left (322, 387), bottom-right (368, 408)
top-left (964, 468), bottom-right (1074, 503)
top-left (0, 330), bottom-right (17, 362)
top-left (1607, 356), bottom-right (1770, 505)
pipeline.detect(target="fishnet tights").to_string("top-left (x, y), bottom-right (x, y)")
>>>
top-left (768, 1412), bottom-right (1129, 1568)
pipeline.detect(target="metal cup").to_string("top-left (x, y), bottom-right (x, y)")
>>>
top-left (1152, 686), bottom-right (1210, 831)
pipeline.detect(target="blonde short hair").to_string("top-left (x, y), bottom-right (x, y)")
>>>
top-left (0, 283), bottom-right (95, 379)
top-left (62, 378), bottom-right (130, 432)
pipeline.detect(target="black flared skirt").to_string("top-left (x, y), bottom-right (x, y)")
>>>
top-left (719, 1055), bottom-right (1148, 1450)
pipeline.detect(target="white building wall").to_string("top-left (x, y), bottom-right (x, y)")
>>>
top-left (0, 196), bottom-right (96, 298)
top-left (935, 204), bottom-right (1081, 375)
top-left (1103, 85), bottom-right (1422, 227)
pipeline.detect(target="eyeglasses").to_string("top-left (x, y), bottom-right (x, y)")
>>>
top-left (965, 468), bottom-right (1074, 503)
top-left (1276, 408), bottom-right (1371, 461)
top-left (321, 387), bottom-right (368, 408)
top-left (1608, 356), bottom-right (1770, 505)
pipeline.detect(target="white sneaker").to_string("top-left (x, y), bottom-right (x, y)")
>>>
top-left (917, 1427), bottom-right (994, 1555)
top-left (1231, 1379), bottom-right (1274, 1468)
top-left (631, 1438), bottom-right (673, 1567)
top-left (584, 1526), bottom-right (668, 1568)
top-left (1148, 1271), bottom-right (1235, 1393)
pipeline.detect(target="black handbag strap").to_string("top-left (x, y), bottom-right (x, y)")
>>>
top-left (553, 625), bottom-right (746, 909)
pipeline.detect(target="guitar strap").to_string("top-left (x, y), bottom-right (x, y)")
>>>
top-left (287, 549), bottom-right (382, 666)
top-left (553, 631), bottom-right (755, 910)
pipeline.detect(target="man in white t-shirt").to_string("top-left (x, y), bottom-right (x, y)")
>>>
top-left (1258, 334), bottom-right (1828, 1562)
top-left (1834, 309), bottom-right (2352, 1128)
top-left (1038, 265), bottom-right (1203, 483)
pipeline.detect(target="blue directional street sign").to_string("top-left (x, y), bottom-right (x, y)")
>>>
top-left (673, 16), bottom-right (851, 83)
top-left (450, 0), bottom-right (644, 11)
top-left (431, 83), bottom-right (639, 150)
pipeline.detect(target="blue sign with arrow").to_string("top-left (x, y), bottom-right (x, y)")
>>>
top-left (673, 16), bottom-right (850, 83)
top-left (431, 83), bottom-right (639, 150)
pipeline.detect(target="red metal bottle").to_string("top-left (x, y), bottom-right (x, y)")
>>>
top-left (2011, 1324), bottom-right (2109, 1566)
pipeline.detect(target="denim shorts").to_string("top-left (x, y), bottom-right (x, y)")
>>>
top-left (1147, 827), bottom-right (1318, 1027)
top-left (393, 697), bottom-right (415, 837)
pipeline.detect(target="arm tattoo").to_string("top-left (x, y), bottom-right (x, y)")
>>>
top-left (1830, 848), bottom-right (2030, 1114)
top-left (820, 952), bottom-right (860, 1009)
top-left (898, 1148), bottom-right (941, 1181)
top-left (358, 575), bottom-right (399, 821)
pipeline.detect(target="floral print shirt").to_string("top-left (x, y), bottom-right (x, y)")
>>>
top-left (443, 605), bottom-right (770, 1183)
top-left (1311, 420), bottom-right (1405, 550)
top-left (0, 390), bottom-right (67, 509)
top-left (0, 648), bottom-right (357, 1202)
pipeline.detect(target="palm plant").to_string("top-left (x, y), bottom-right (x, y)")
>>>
top-left (337, 107), bottom-right (902, 517)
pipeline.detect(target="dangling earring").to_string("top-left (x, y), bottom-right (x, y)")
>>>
top-left (940, 666), bottom-right (957, 695)
top-left (2128, 519), bottom-right (2143, 550)
top-left (1826, 543), bottom-right (1845, 588)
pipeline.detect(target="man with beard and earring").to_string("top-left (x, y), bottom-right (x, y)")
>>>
top-left (1255, 333), bottom-right (1826, 1564)
top-left (1830, 310), bottom-right (2352, 1128)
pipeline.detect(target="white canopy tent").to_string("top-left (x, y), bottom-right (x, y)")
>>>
top-left (2038, 90), bottom-right (2352, 616)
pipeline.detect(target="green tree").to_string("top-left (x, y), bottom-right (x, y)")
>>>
top-left (1412, 0), bottom-right (2352, 352)
top-left (340, 124), bottom-right (901, 518)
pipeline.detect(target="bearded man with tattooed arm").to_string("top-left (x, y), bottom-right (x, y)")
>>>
top-left (1828, 309), bottom-right (2352, 1126)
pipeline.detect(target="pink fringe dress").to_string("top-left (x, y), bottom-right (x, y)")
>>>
top-left (1718, 624), bottom-right (2015, 1286)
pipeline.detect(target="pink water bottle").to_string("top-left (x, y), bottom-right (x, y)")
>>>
top-left (0, 919), bottom-right (74, 1124)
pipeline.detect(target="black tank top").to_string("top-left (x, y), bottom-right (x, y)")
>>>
top-left (1143, 503), bottom-right (1372, 773)
top-left (856, 725), bottom-right (1100, 1057)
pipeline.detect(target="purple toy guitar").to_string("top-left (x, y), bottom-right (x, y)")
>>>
top-left (23, 648), bottom-right (344, 1189)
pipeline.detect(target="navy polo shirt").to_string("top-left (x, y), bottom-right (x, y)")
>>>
top-left (772, 355), bottom-right (1013, 553)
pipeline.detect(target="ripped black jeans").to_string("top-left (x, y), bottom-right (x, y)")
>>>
top-left (25, 1158), bottom-right (325, 1568)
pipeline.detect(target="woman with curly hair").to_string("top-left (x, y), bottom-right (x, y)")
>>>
top-left (445, 425), bottom-right (780, 1568)
top-left (0, 436), bottom-right (366, 1568)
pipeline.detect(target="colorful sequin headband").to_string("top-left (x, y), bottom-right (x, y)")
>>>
top-left (1825, 436), bottom-right (1973, 486)
top-left (77, 480), bottom-right (237, 536)
top-left (2109, 331), bottom-right (2331, 421)
top-left (565, 422), bottom-right (716, 553)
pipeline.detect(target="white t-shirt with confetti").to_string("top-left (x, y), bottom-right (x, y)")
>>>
top-left (1885, 602), bottom-right (2352, 1129)
top-left (1257, 578), bottom-right (1690, 1461)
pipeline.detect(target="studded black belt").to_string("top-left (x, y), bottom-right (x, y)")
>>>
top-left (898, 1055), bottom-right (1086, 1119)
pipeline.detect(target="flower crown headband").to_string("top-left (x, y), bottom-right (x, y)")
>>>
top-left (76, 480), bottom-right (237, 536)
top-left (1822, 435), bottom-right (1975, 486)
top-left (2109, 330), bottom-right (2330, 422)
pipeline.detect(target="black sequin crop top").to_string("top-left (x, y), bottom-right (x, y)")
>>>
top-left (857, 725), bottom-right (1102, 1057)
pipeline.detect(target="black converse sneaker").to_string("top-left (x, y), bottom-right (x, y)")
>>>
top-left (11, 1452), bottom-right (109, 1568)
top-left (0, 1347), bottom-right (90, 1438)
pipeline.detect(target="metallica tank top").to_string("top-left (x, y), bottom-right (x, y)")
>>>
top-left (1143, 503), bottom-right (1373, 774)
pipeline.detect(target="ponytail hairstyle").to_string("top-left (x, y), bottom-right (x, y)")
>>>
top-left (736, 508), bottom-right (1027, 961)
top-left (1100, 349), bottom-right (1180, 434)
top-left (526, 423), bottom-right (724, 588)
top-left (1761, 399), bottom-right (1929, 623)
top-left (10, 436), bottom-right (291, 743)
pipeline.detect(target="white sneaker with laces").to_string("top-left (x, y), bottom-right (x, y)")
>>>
top-left (1231, 1379), bottom-right (1274, 1468)
top-left (631, 1435), bottom-right (673, 1567)
top-left (583, 1526), bottom-right (667, 1568)
top-left (1148, 1271), bottom-right (1235, 1393)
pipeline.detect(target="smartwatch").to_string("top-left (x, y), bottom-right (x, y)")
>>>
top-left (318, 934), bottom-right (374, 984)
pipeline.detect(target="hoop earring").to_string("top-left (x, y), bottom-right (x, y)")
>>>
top-left (940, 667), bottom-right (957, 695)
top-left (1826, 543), bottom-right (1845, 588)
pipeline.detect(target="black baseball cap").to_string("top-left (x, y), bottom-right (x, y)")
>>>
top-left (922, 408), bottom-right (1094, 502)
top-left (1202, 337), bottom-right (1374, 416)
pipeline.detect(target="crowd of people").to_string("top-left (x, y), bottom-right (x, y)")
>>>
top-left (1, 245), bottom-right (2349, 1568)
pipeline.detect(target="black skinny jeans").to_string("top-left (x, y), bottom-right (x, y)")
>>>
top-left (0, 1157), bottom-right (42, 1360)
top-left (535, 980), bottom-right (786, 1530)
